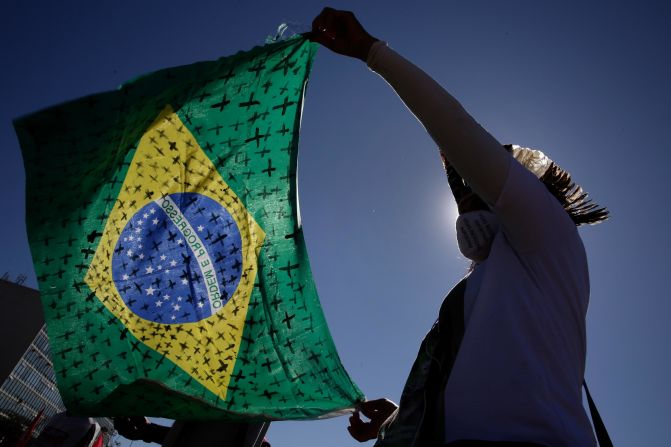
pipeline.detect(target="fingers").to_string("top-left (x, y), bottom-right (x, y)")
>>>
top-left (348, 411), bottom-right (365, 430)
top-left (311, 9), bottom-right (342, 46)
top-left (307, 29), bottom-right (335, 48)
top-left (346, 399), bottom-right (398, 443)
top-left (313, 8), bottom-right (357, 34)
top-left (311, 7), bottom-right (335, 36)
top-left (357, 398), bottom-right (398, 420)
top-left (310, 7), bottom-right (363, 51)
top-left (347, 425), bottom-right (374, 443)
top-left (113, 416), bottom-right (149, 440)
top-left (347, 410), bottom-right (378, 442)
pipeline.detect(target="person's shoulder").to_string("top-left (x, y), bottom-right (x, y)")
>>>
top-left (495, 158), bottom-right (580, 254)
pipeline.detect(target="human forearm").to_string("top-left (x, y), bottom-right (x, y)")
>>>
top-left (366, 42), bottom-right (510, 205)
top-left (310, 8), bottom-right (511, 205)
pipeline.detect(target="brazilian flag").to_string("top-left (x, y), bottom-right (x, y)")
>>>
top-left (14, 35), bottom-right (363, 420)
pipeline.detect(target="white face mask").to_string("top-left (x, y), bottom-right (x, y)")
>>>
top-left (455, 210), bottom-right (500, 262)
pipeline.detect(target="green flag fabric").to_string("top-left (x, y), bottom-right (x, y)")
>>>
top-left (14, 35), bottom-right (363, 420)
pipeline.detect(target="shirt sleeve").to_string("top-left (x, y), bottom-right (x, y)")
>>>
top-left (494, 157), bottom-right (578, 253)
top-left (366, 41), bottom-right (511, 207)
top-left (366, 42), bottom-right (577, 253)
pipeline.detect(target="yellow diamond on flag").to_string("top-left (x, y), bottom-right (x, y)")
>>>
top-left (85, 105), bottom-right (265, 399)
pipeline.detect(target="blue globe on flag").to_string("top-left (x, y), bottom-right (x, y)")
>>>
top-left (111, 192), bottom-right (243, 324)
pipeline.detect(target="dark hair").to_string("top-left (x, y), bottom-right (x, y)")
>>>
top-left (538, 162), bottom-right (609, 226)
top-left (502, 144), bottom-right (609, 226)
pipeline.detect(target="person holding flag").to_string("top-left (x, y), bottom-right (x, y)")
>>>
top-left (310, 7), bottom-right (608, 447)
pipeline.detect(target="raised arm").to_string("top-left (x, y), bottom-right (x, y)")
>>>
top-left (310, 8), bottom-right (511, 206)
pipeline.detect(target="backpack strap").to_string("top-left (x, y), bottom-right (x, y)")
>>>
top-left (583, 381), bottom-right (613, 447)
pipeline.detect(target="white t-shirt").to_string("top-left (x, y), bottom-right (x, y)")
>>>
top-left (444, 159), bottom-right (595, 446)
top-left (368, 42), bottom-right (596, 446)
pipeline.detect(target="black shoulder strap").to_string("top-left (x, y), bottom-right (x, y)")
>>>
top-left (583, 381), bottom-right (613, 447)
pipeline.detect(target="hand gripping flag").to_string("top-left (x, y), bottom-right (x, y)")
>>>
top-left (14, 35), bottom-right (363, 420)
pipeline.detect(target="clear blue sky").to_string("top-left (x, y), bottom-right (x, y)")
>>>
top-left (2, 1), bottom-right (670, 446)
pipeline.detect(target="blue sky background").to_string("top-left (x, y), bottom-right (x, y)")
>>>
top-left (2, 1), bottom-right (670, 446)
